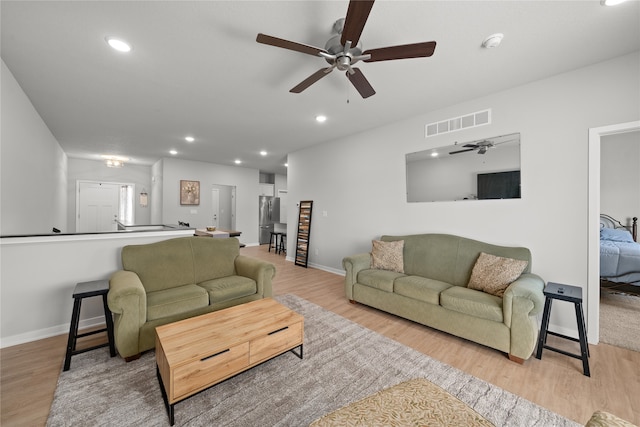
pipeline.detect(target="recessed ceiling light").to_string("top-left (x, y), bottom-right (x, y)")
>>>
top-left (315, 115), bottom-right (327, 123)
top-left (105, 36), bottom-right (132, 53)
top-left (285, 163), bottom-right (288, 167)
top-left (169, 150), bottom-right (178, 155)
top-left (234, 159), bottom-right (242, 164)
top-left (185, 136), bottom-right (195, 143)
top-left (260, 150), bottom-right (267, 156)
top-left (601, 0), bottom-right (628, 5)
top-left (481, 33), bottom-right (503, 49)
top-left (431, 152), bottom-right (438, 157)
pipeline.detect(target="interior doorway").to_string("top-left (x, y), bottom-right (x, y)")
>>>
top-left (587, 120), bottom-right (640, 344)
top-left (76, 181), bottom-right (135, 232)
top-left (212, 184), bottom-right (236, 231)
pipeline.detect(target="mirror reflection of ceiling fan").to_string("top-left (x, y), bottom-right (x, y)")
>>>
top-left (449, 135), bottom-right (519, 155)
top-left (256, 0), bottom-right (437, 98)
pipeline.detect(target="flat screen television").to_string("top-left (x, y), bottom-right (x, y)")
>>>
top-left (477, 170), bottom-right (521, 200)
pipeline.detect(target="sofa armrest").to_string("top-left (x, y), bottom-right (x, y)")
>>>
top-left (234, 255), bottom-right (276, 298)
top-left (107, 270), bottom-right (147, 358)
top-left (503, 273), bottom-right (545, 320)
top-left (502, 273), bottom-right (545, 360)
top-left (342, 252), bottom-right (372, 300)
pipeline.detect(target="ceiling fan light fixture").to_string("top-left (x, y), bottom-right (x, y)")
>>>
top-left (482, 33), bottom-right (504, 49)
top-left (101, 154), bottom-right (129, 168)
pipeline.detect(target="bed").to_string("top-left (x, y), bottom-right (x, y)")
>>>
top-left (600, 214), bottom-right (640, 294)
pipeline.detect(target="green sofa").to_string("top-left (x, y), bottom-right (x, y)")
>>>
top-left (108, 236), bottom-right (275, 360)
top-left (343, 234), bottom-right (545, 363)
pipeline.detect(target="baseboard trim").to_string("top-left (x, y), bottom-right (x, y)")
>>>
top-left (0, 315), bottom-right (106, 349)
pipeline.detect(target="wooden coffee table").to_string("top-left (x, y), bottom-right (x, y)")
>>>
top-left (155, 298), bottom-right (304, 425)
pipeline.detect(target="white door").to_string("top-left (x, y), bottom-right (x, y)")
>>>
top-left (211, 188), bottom-right (220, 227)
top-left (77, 182), bottom-right (120, 232)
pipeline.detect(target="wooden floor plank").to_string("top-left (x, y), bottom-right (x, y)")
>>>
top-left (1, 244), bottom-right (638, 426)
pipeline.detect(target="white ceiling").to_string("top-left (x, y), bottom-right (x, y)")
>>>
top-left (2, 1), bottom-right (639, 176)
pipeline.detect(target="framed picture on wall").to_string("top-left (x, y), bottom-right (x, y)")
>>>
top-left (180, 180), bottom-right (200, 205)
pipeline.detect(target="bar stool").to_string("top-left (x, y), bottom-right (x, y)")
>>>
top-left (63, 280), bottom-right (116, 371)
top-left (535, 282), bottom-right (590, 376)
top-left (269, 231), bottom-right (281, 253)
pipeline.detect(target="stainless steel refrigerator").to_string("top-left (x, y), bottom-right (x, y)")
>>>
top-left (259, 196), bottom-right (280, 244)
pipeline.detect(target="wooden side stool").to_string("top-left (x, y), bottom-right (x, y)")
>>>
top-left (63, 280), bottom-right (116, 371)
top-left (535, 282), bottom-right (590, 376)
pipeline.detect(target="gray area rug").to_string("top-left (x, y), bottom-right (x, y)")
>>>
top-left (47, 294), bottom-right (580, 427)
top-left (600, 290), bottom-right (640, 352)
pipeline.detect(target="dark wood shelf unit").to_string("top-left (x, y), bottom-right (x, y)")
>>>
top-left (295, 201), bottom-right (313, 268)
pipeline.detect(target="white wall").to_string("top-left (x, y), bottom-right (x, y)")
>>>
top-left (287, 52), bottom-right (640, 339)
top-left (600, 130), bottom-right (640, 226)
top-left (161, 158), bottom-right (260, 244)
top-left (66, 158), bottom-right (153, 230)
top-left (0, 59), bottom-right (68, 235)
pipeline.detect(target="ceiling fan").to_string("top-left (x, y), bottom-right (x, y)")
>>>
top-left (449, 134), bottom-right (519, 155)
top-left (449, 141), bottom-right (496, 155)
top-left (256, 0), bottom-right (436, 98)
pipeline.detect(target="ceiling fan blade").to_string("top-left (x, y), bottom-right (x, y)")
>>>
top-left (463, 143), bottom-right (479, 148)
top-left (290, 68), bottom-right (334, 93)
top-left (257, 33), bottom-right (327, 57)
top-left (341, 0), bottom-right (375, 46)
top-left (363, 41), bottom-right (437, 62)
top-left (449, 148), bottom-right (476, 155)
top-left (346, 68), bottom-right (376, 99)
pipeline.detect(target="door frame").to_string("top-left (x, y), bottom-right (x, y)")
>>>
top-left (587, 120), bottom-right (640, 344)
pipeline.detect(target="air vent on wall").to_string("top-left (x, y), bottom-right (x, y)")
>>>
top-left (425, 109), bottom-right (491, 137)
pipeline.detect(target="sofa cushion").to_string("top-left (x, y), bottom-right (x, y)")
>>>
top-left (440, 286), bottom-right (503, 323)
top-left (146, 284), bottom-right (209, 321)
top-left (198, 275), bottom-right (257, 303)
top-left (191, 237), bottom-right (239, 283)
top-left (394, 276), bottom-right (452, 305)
top-left (358, 269), bottom-right (405, 292)
top-left (122, 237), bottom-right (196, 293)
top-left (467, 252), bottom-right (528, 297)
top-left (371, 240), bottom-right (405, 273)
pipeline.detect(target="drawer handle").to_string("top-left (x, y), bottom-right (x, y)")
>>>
top-left (201, 349), bottom-right (229, 362)
top-left (268, 326), bottom-right (289, 336)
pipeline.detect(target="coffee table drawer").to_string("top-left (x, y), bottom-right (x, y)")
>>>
top-left (173, 342), bottom-right (249, 400)
top-left (250, 321), bottom-right (303, 364)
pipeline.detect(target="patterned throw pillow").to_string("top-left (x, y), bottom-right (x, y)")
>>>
top-left (467, 252), bottom-right (528, 297)
top-left (371, 240), bottom-right (404, 273)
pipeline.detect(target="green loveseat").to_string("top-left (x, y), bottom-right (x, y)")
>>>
top-left (108, 236), bottom-right (275, 360)
top-left (343, 234), bottom-right (545, 362)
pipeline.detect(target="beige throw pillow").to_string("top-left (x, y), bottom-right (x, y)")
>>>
top-left (467, 252), bottom-right (528, 297)
top-left (371, 240), bottom-right (404, 273)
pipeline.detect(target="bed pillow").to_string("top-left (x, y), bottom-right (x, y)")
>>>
top-left (600, 228), bottom-right (634, 243)
top-left (371, 240), bottom-right (404, 273)
top-left (467, 252), bottom-right (528, 297)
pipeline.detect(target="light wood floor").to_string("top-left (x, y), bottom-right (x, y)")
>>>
top-left (1, 244), bottom-right (639, 426)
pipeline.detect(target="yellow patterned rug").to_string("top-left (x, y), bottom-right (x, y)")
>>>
top-left (311, 378), bottom-right (494, 426)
